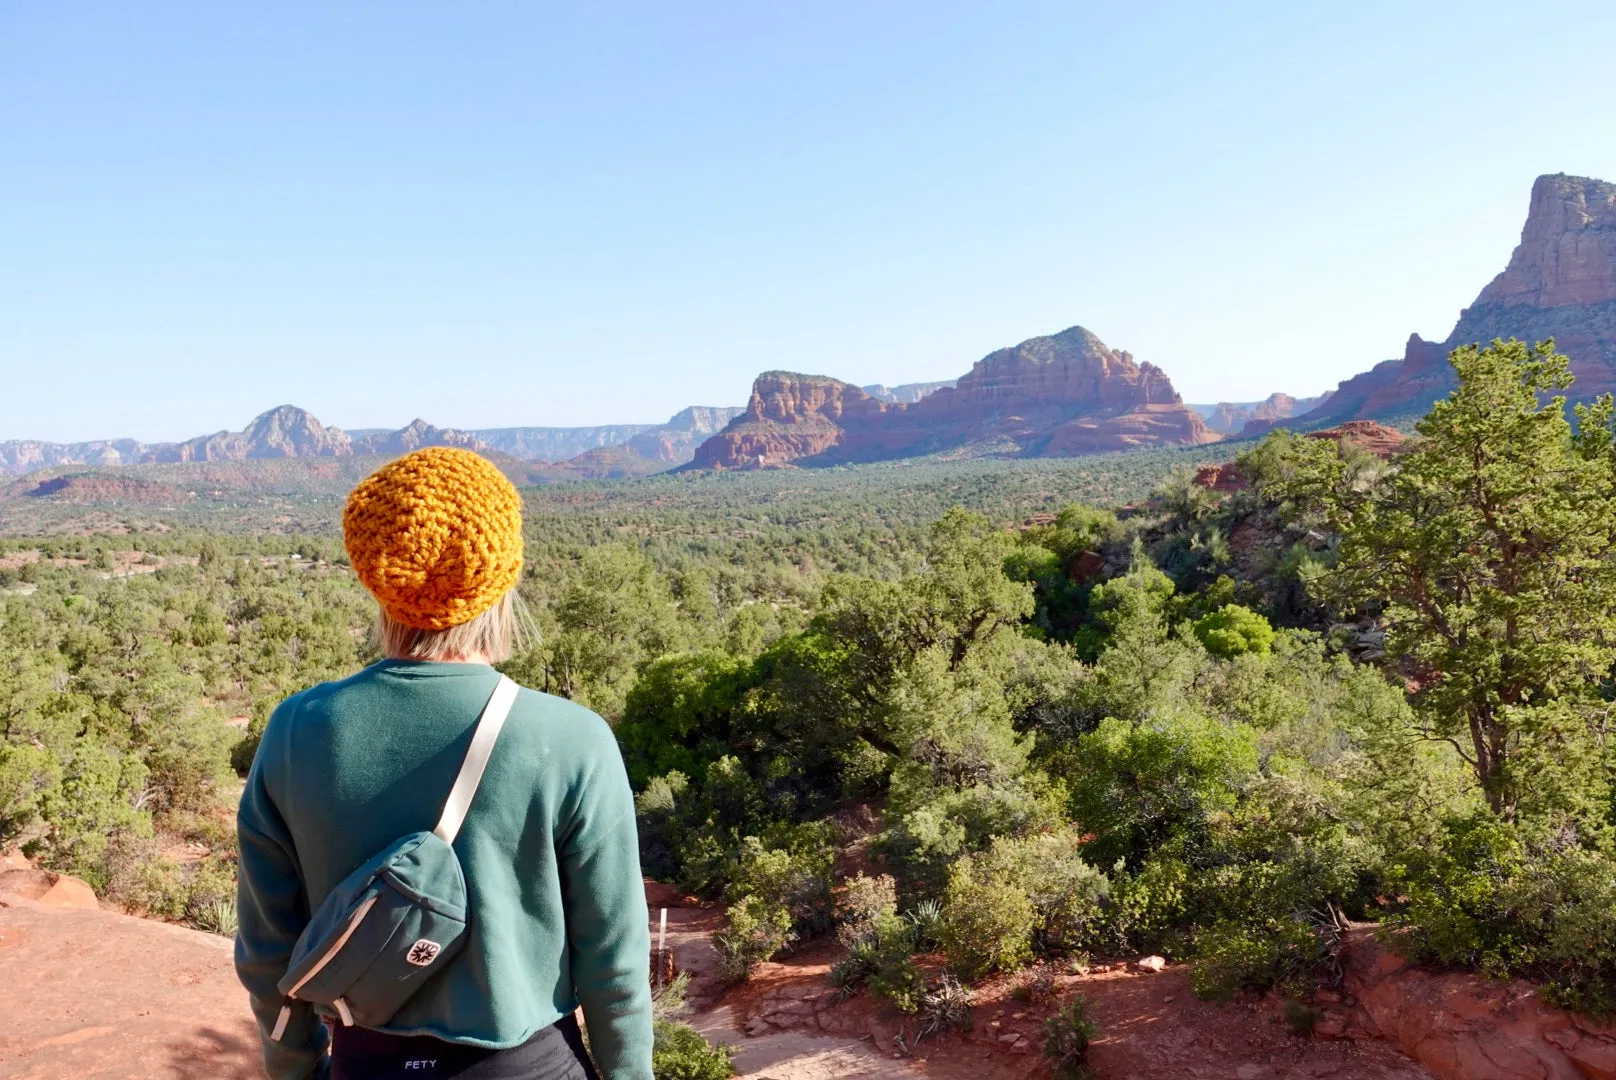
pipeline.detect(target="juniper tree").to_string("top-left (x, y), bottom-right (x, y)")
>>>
top-left (1326, 339), bottom-right (1616, 819)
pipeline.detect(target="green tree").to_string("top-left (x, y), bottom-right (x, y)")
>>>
top-left (1325, 340), bottom-right (1616, 817)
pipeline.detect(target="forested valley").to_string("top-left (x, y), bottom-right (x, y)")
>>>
top-left (6, 340), bottom-right (1616, 1075)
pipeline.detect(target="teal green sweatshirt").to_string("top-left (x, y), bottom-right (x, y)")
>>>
top-left (235, 660), bottom-right (653, 1080)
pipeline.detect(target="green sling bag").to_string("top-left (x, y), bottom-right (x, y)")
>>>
top-left (269, 675), bottom-right (518, 1041)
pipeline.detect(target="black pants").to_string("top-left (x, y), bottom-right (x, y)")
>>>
top-left (329, 1014), bottom-right (599, 1080)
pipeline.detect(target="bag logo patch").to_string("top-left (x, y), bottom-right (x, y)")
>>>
top-left (406, 939), bottom-right (442, 967)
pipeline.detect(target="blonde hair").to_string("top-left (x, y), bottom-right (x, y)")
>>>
top-left (376, 588), bottom-right (530, 663)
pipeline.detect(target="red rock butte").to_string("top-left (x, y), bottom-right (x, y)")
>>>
top-left (1306, 173), bottom-right (1616, 423)
top-left (689, 326), bottom-right (1220, 469)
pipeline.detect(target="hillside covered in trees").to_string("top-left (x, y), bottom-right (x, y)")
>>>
top-left (6, 339), bottom-right (1616, 1073)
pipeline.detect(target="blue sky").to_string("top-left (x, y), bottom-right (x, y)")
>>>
top-left (3, 1), bottom-right (1615, 442)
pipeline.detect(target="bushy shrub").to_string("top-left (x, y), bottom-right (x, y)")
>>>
top-left (973, 829), bottom-right (1109, 954)
top-left (652, 1019), bottom-right (736, 1080)
top-left (712, 895), bottom-right (795, 984)
top-left (1190, 604), bottom-right (1275, 659)
top-left (1012, 963), bottom-right (1057, 1005)
top-left (635, 771), bottom-right (690, 882)
top-left (637, 760), bottom-right (827, 899)
top-left (1042, 996), bottom-right (1097, 1080)
top-left (869, 953), bottom-right (926, 1014)
top-left (1188, 917), bottom-right (1325, 1002)
top-left (1101, 852), bottom-right (1190, 951)
top-left (618, 651), bottom-right (754, 787)
top-left (835, 872), bottom-right (898, 947)
top-left (727, 828), bottom-right (837, 937)
top-left (1386, 816), bottom-right (1616, 1015)
top-left (938, 862), bottom-right (1036, 980)
top-left (828, 908), bottom-right (924, 1012)
top-left (1064, 712), bottom-right (1258, 870)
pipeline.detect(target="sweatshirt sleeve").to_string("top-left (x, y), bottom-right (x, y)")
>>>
top-left (557, 713), bottom-right (654, 1080)
top-left (235, 702), bottom-right (330, 1080)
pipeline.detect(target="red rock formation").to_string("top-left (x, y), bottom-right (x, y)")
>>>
top-left (1190, 421), bottom-right (1404, 494)
top-left (1337, 928), bottom-right (1616, 1080)
top-left (0, 868), bottom-right (100, 909)
top-left (691, 327), bottom-right (1219, 469)
top-left (689, 372), bottom-right (892, 469)
top-left (1193, 462), bottom-right (1249, 492)
top-left (0, 897), bottom-right (260, 1078)
top-left (1306, 420), bottom-right (1408, 458)
top-left (1307, 174), bottom-right (1616, 424)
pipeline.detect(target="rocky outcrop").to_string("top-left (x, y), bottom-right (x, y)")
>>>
top-left (1307, 420), bottom-right (1408, 457)
top-left (1190, 422), bottom-right (1406, 494)
top-left (1335, 928), bottom-right (1616, 1080)
top-left (1194, 462), bottom-right (1249, 492)
top-left (0, 868), bottom-right (99, 909)
top-left (692, 327), bottom-right (1220, 469)
top-left (0, 895), bottom-right (259, 1078)
top-left (1307, 174), bottom-right (1616, 423)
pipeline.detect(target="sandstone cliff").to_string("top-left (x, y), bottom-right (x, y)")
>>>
top-left (691, 327), bottom-right (1219, 469)
top-left (1307, 173), bottom-right (1616, 423)
top-left (690, 373), bottom-right (891, 469)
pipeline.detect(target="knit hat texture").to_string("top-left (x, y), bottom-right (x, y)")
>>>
top-left (343, 447), bottom-right (524, 630)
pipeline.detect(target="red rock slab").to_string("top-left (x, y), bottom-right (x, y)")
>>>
top-left (0, 901), bottom-right (259, 1080)
top-left (1342, 929), bottom-right (1616, 1080)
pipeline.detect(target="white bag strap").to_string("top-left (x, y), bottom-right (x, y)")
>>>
top-left (433, 675), bottom-right (517, 845)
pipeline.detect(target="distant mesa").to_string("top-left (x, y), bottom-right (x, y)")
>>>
top-left (3, 472), bottom-right (189, 505)
top-left (861, 380), bottom-right (958, 405)
top-left (689, 325), bottom-right (1220, 470)
top-left (1190, 392), bottom-right (1333, 438)
top-left (1305, 173), bottom-right (1616, 423)
top-left (0, 405), bottom-right (361, 477)
top-left (352, 419), bottom-right (485, 458)
top-left (469, 406), bottom-right (744, 466)
top-left (0, 404), bottom-right (747, 479)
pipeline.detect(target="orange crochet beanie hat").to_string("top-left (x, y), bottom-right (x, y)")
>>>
top-left (343, 447), bottom-right (524, 630)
